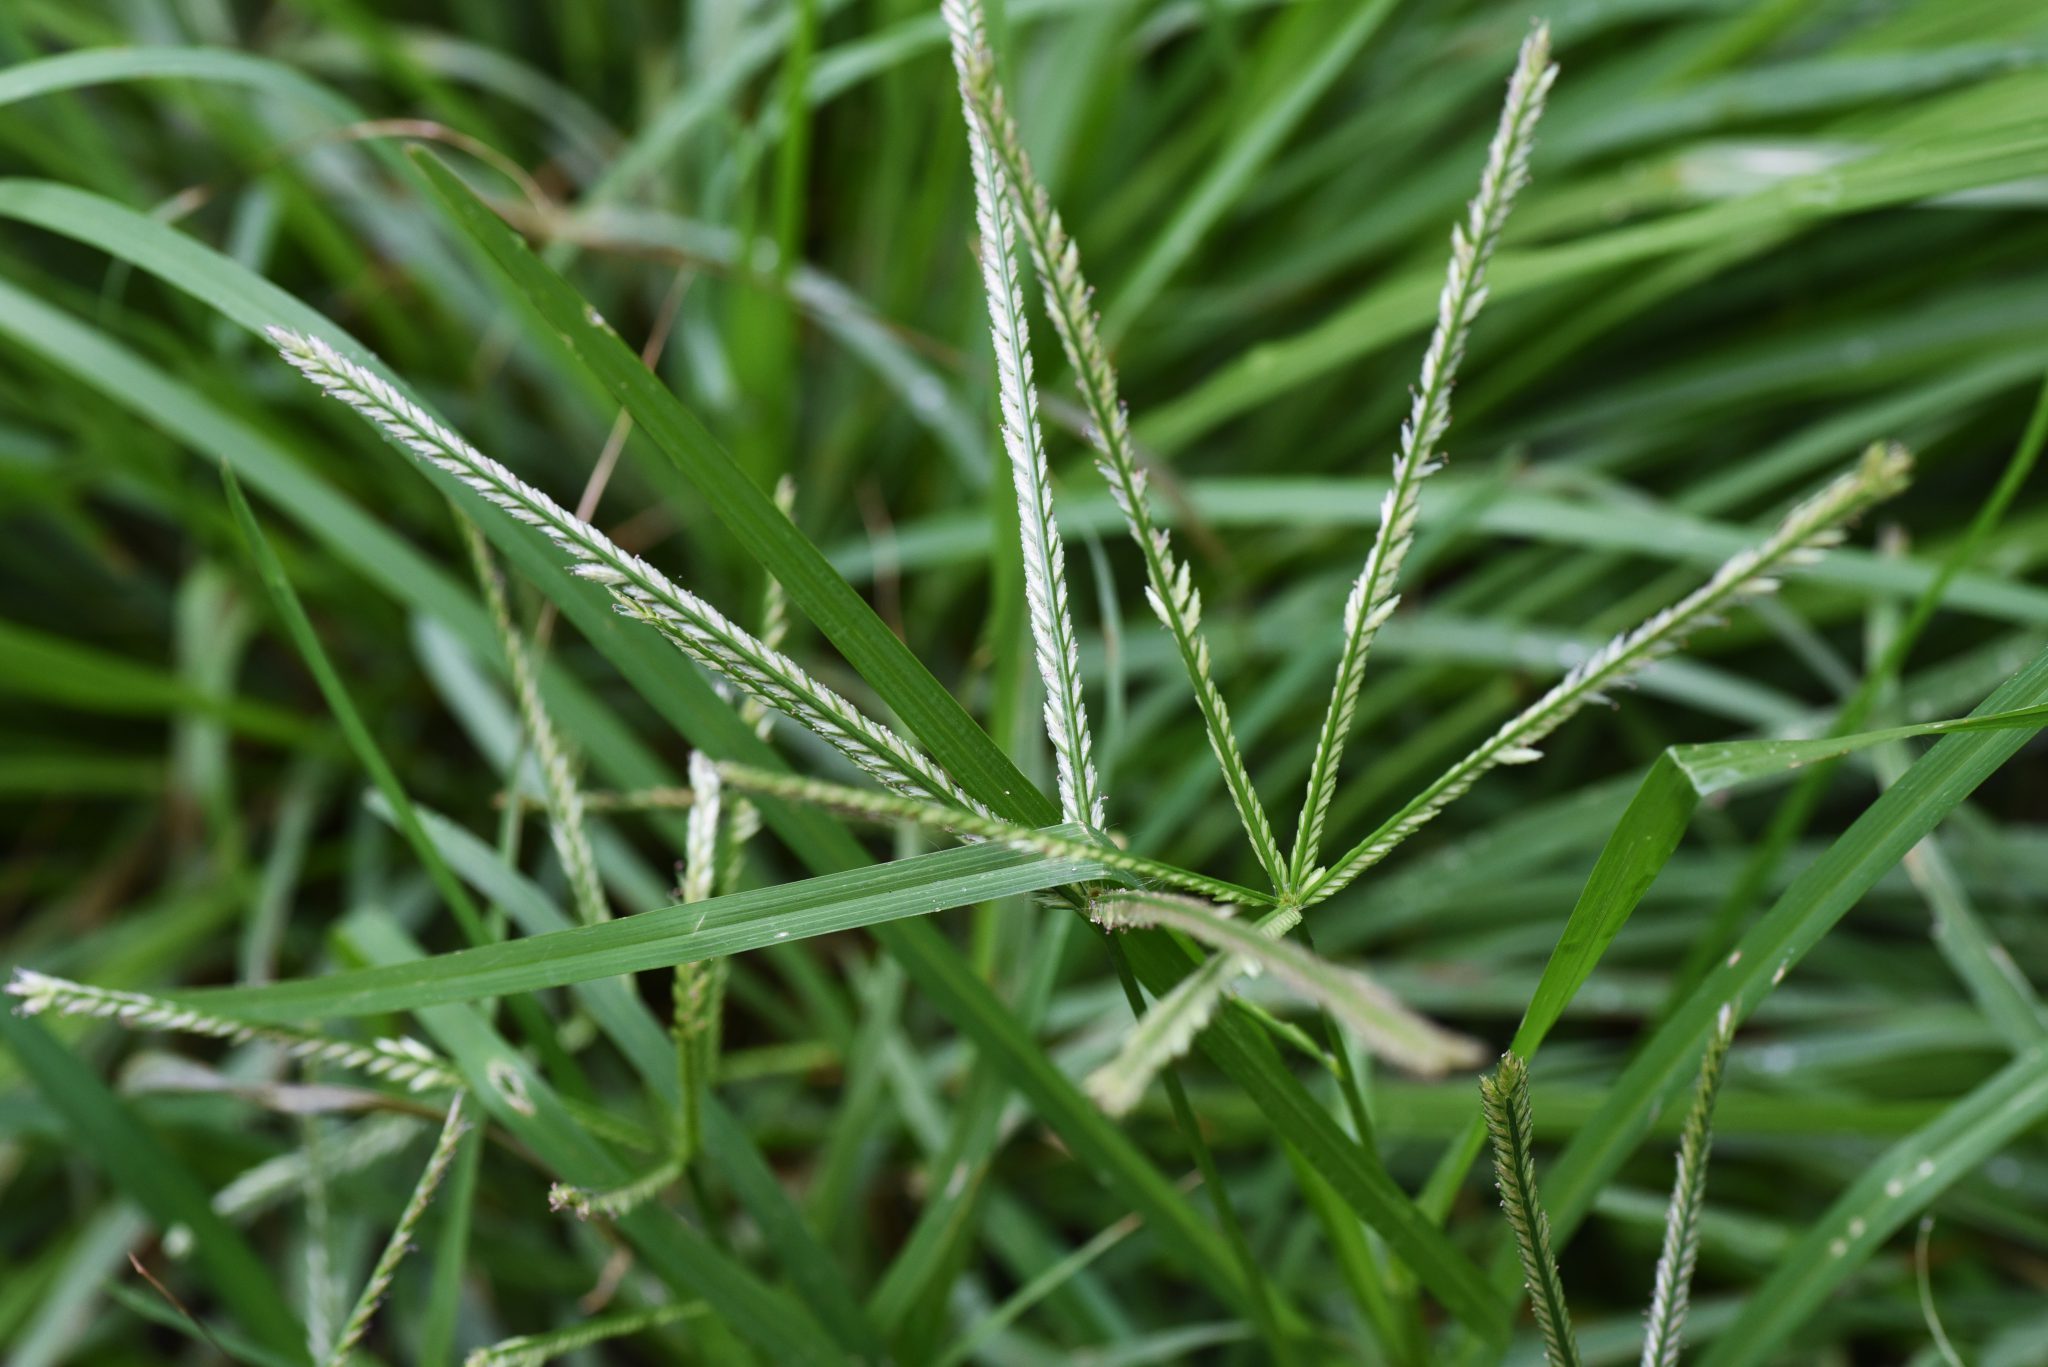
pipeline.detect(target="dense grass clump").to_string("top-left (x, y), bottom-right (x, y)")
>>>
top-left (3, 1), bottom-right (2048, 1364)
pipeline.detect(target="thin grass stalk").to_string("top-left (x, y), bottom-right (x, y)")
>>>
top-left (1287, 25), bottom-right (1556, 892)
top-left (269, 329), bottom-right (988, 817)
top-left (948, 27), bottom-right (1103, 827)
top-left (1481, 1054), bottom-right (1580, 1367)
top-left (463, 521), bottom-right (609, 925)
top-left (463, 1302), bottom-right (705, 1367)
top-left (945, 0), bottom-right (1285, 887)
top-left (715, 760), bottom-right (1268, 905)
top-left (672, 750), bottom-right (728, 1165)
top-left (1640, 1003), bottom-right (1736, 1367)
top-left (6, 970), bottom-right (459, 1093)
top-left (1304, 444), bottom-right (1912, 904)
top-left (324, 1093), bottom-right (469, 1366)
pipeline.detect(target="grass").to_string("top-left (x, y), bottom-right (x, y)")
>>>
top-left (2, 0), bottom-right (2048, 1363)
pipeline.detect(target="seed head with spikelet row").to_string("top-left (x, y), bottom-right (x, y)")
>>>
top-left (1289, 23), bottom-right (1557, 892)
top-left (944, 0), bottom-right (1285, 887)
top-left (1482, 1053), bottom-right (1582, 1367)
top-left (268, 328), bottom-right (987, 819)
top-left (465, 521), bottom-right (609, 925)
top-left (949, 8), bottom-right (1103, 827)
top-left (7, 969), bottom-right (461, 1093)
top-left (1305, 443), bottom-right (1913, 902)
top-left (325, 1093), bottom-right (469, 1366)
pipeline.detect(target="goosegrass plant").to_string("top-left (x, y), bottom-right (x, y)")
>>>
top-left (7, 0), bottom-right (2048, 1363)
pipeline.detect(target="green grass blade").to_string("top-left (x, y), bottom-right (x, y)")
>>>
top-left (338, 914), bottom-right (849, 1367)
top-left (1540, 639), bottom-right (2048, 1253)
top-left (1696, 1044), bottom-right (2048, 1367)
top-left (0, 1010), bottom-right (310, 1364)
top-left (222, 468), bottom-right (492, 950)
top-left (175, 840), bottom-right (1107, 1021)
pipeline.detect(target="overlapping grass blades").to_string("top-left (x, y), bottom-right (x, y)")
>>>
top-left (7, 2), bottom-right (2048, 1362)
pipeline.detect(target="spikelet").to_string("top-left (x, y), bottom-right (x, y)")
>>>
top-left (547, 1156), bottom-right (682, 1223)
top-left (671, 750), bottom-right (727, 1165)
top-left (943, 0), bottom-right (1284, 888)
top-left (1085, 895), bottom-right (1480, 1115)
top-left (1305, 444), bottom-right (1911, 903)
top-left (715, 760), bottom-right (1251, 904)
top-left (463, 1302), bottom-right (701, 1367)
top-left (1640, 1003), bottom-right (1737, 1367)
top-left (324, 1094), bottom-right (469, 1366)
top-left (1482, 1054), bottom-right (1581, 1367)
top-left (1288, 25), bottom-right (1557, 891)
top-left (7, 969), bottom-right (459, 1093)
top-left (947, 16), bottom-right (1103, 827)
top-left (465, 521), bottom-right (608, 925)
top-left (269, 329), bottom-right (987, 819)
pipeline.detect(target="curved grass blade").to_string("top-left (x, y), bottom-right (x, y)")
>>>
top-left (1695, 1044), bottom-right (2048, 1367)
top-left (172, 840), bottom-right (1109, 1022)
top-left (1531, 638), bottom-right (2048, 1285)
top-left (948, 14), bottom-right (1101, 826)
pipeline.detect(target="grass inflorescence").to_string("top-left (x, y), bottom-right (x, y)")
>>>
top-left (4, 1), bottom-right (2047, 1363)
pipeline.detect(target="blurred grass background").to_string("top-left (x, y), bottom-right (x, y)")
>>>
top-left (4, 0), bottom-right (2048, 1362)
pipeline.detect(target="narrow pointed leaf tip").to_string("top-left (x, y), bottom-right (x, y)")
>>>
top-left (266, 327), bottom-right (988, 818)
top-left (1288, 20), bottom-right (1558, 891)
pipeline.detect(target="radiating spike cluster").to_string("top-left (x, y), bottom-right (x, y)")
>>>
top-left (324, 1094), bottom-right (469, 1367)
top-left (1481, 1054), bottom-right (1582, 1367)
top-left (1288, 25), bottom-right (1556, 891)
top-left (466, 522), bottom-right (609, 925)
top-left (1086, 893), bottom-right (1480, 1115)
top-left (944, 0), bottom-right (1284, 886)
top-left (715, 760), bottom-right (1249, 903)
top-left (1304, 444), bottom-right (1911, 904)
top-left (7, 969), bottom-right (460, 1093)
top-left (947, 11), bottom-right (1103, 828)
top-left (1640, 1002), bottom-right (1737, 1367)
top-left (269, 329), bottom-right (987, 819)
